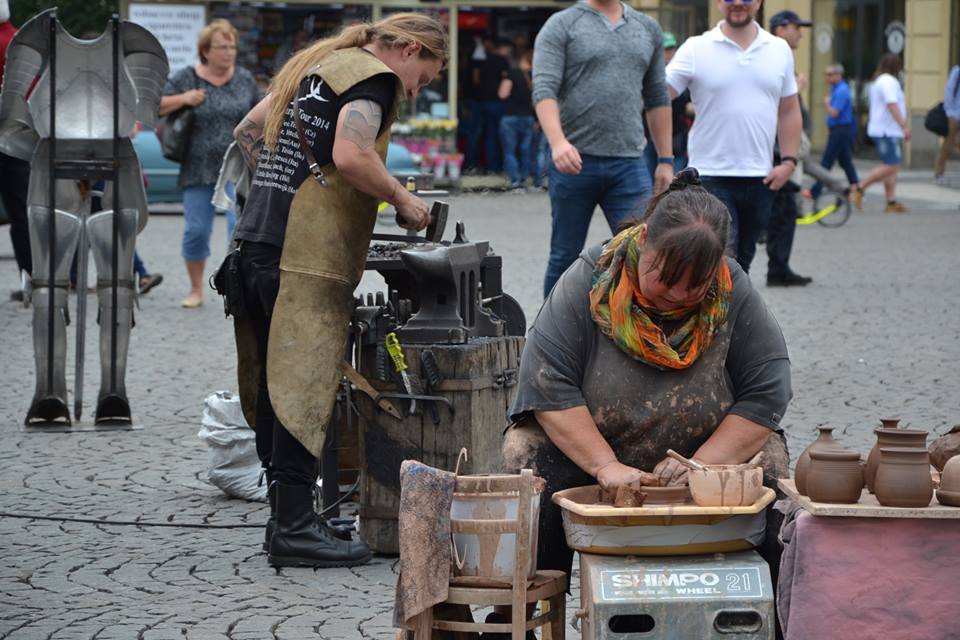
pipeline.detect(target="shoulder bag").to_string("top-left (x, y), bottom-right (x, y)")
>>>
top-left (924, 73), bottom-right (960, 137)
top-left (156, 68), bottom-right (199, 163)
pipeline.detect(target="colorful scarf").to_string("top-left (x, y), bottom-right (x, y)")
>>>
top-left (589, 225), bottom-right (732, 370)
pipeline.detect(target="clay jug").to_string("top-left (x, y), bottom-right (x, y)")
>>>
top-left (795, 427), bottom-right (842, 495)
top-left (936, 455), bottom-right (960, 507)
top-left (806, 449), bottom-right (864, 503)
top-left (865, 427), bottom-right (928, 493)
top-left (874, 447), bottom-right (934, 508)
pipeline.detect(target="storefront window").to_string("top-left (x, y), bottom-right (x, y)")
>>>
top-left (211, 2), bottom-right (372, 90)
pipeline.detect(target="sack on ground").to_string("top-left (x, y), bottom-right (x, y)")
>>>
top-left (197, 391), bottom-right (266, 502)
top-left (924, 102), bottom-right (949, 137)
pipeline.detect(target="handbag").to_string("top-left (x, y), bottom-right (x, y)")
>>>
top-left (156, 69), bottom-right (199, 163)
top-left (924, 103), bottom-right (949, 137)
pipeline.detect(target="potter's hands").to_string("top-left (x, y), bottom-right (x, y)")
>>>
top-left (394, 191), bottom-right (431, 231)
top-left (552, 139), bottom-right (583, 175)
top-left (653, 456), bottom-right (699, 487)
top-left (596, 461), bottom-right (660, 491)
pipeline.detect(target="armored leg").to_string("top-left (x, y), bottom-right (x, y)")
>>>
top-left (25, 206), bottom-right (81, 424)
top-left (87, 206), bottom-right (139, 423)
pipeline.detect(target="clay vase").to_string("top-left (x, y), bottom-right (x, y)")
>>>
top-left (879, 417), bottom-right (901, 430)
top-left (806, 449), bottom-right (864, 503)
top-left (874, 447), bottom-right (934, 508)
top-left (936, 455), bottom-right (960, 507)
top-left (795, 427), bottom-right (843, 495)
top-left (864, 427), bottom-right (928, 493)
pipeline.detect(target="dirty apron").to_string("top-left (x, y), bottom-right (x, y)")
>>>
top-left (503, 309), bottom-right (790, 576)
top-left (234, 48), bottom-right (404, 458)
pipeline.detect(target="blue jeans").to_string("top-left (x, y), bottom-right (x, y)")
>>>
top-left (182, 184), bottom-right (235, 261)
top-left (531, 130), bottom-right (550, 187)
top-left (872, 136), bottom-right (903, 166)
top-left (811, 125), bottom-right (859, 200)
top-left (700, 176), bottom-right (775, 274)
top-left (460, 98), bottom-right (483, 169)
top-left (500, 115), bottom-right (534, 186)
top-left (479, 100), bottom-right (507, 172)
top-left (544, 154), bottom-right (652, 298)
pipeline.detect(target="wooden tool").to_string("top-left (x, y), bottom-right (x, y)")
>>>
top-left (341, 361), bottom-right (402, 420)
top-left (666, 449), bottom-right (707, 471)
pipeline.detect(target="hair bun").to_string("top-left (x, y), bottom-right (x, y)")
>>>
top-left (668, 167), bottom-right (701, 191)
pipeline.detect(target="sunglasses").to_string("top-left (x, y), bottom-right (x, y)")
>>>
top-left (721, 0), bottom-right (754, 3)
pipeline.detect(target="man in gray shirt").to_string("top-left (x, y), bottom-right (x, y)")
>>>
top-left (533, 0), bottom-right (673, 298)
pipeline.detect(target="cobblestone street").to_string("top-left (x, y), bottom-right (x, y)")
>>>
top-left (1, 184), bottom-right (958, 639)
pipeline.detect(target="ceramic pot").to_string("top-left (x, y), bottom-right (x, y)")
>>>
top-left (936, 455), bottom-right (960, 506)
top-left (879, 417), bottom-right (901, 430)
top-left (864, 428), bottom-right (928, 493)
top-left (806, 449), bottom-right (864, 503)
top-left (795, 427), bottom-right (843, 495)
top-left (874, 447), bottom-right (934, 508)
top-left (688, 464), bottom-right (764, 507)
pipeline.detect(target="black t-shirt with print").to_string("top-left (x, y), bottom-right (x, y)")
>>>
top-left (234, 72), bottom-right (398, 248)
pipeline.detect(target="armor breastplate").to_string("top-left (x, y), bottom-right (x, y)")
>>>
top-left (29, 33), bottom-right (138, 140)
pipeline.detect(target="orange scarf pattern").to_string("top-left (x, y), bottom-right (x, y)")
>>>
top-left (589, 225), bottom-right (733, 370)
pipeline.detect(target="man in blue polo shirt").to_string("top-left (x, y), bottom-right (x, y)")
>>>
top-left (810, 63), bottom-right (861, 204)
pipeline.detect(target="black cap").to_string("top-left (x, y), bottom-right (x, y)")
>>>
top-left (769, 10), bottom-right (812, 31)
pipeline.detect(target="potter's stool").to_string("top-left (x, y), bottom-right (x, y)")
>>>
top-left (412, 470), bottom-right (568, 639)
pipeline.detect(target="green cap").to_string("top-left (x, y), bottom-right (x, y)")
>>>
top-left (663, 31), bottom-right (678, 49)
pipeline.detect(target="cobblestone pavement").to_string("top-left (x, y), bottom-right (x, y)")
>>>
top-left (1, 186), bottom-right (958, 639)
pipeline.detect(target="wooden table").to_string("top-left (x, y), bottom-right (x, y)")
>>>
top-left (777, 478), bottom-right (960, 518)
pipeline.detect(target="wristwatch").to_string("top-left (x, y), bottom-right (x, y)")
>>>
top-left (657, 156), bottom-right (675, 165)
top-left (780, 155), bottom-right (798, 166)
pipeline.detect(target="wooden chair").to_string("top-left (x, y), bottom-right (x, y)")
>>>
top-left (412, 469), bottom-right (567, 639)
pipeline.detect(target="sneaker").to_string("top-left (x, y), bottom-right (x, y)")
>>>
top-left (884, 201), bottom-right (911, 214)
top-left (849, 186), bottom-right (863, 210)
top-left (767, 272), bottom-right (813, 287)
top-left (934, 175), bottom-right (947, 186)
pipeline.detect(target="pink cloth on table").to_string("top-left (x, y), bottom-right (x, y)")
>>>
top-left (779, 510), bottom-right (960, 640)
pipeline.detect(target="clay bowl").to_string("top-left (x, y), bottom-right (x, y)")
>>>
top-left (688, 464), bottom-right (764, 507)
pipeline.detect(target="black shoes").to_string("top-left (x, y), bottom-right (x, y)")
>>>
top-left (267, 482), bottom-right (372, 568)
top-left (767, 272), bottom-right (813, 287)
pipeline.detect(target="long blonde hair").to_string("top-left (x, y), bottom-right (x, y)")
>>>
top-left (264, 13), bottom-right (448, 149)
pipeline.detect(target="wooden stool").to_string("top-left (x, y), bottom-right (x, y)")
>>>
top-left (412, 470), bottom-right (567, 639)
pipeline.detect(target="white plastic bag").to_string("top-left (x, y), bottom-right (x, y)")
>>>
top-left (197, 391), bottom-right (266, 502)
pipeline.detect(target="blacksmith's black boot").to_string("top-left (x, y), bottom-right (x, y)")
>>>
top-left (268, 482), bottom-right (372, 568)
top-left (262, 470), bottom-right (276, 552)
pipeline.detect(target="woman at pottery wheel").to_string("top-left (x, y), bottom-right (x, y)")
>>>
top-left (503, 167), bottom-right (792, 577)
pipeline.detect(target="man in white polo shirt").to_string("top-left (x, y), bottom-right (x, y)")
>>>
top-left (665, 0), bottom-right (802, 274)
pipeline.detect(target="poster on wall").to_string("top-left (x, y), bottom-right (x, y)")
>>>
top-left (129, 3), bottom-right (206, 74)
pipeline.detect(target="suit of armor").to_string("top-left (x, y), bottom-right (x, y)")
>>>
top-left (0, 9), bottom-right (168, 424)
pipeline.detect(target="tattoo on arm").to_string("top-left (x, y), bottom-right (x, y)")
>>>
top-left (235, 117), bottom-right (265, 169)
top-left (340, 100), bottom-right (382, 151)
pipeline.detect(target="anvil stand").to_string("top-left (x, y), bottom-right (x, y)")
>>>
top-left (24, 13), bottom-right (140, 433)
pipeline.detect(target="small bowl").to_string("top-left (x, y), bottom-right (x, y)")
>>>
top-left (936, 489), bottom-right (960, 507)
top-left (688, 464), bottom-right (764, 507)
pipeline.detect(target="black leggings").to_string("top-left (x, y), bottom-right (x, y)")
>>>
top-left (239, 240), bottom-right (316, 485)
